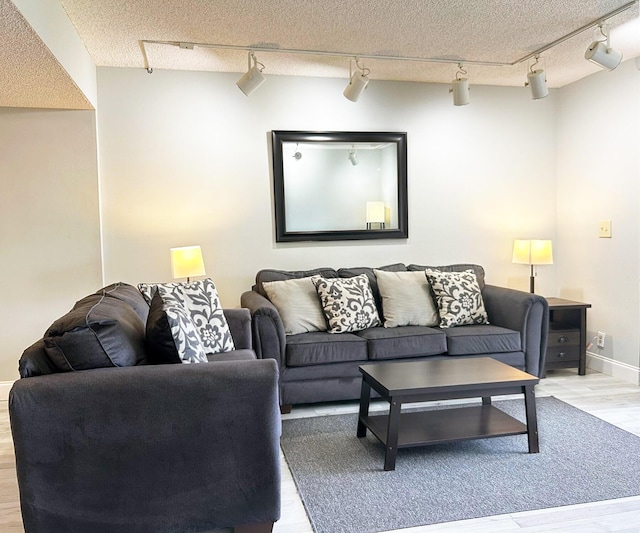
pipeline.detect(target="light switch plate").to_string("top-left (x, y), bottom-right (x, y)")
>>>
top-left (599, 220), bottom-right (612, 238)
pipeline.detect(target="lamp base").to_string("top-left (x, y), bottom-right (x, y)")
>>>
top-left (529, 265), bottom-right (535, 294)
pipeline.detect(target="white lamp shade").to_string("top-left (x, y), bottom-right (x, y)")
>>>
top-left (451, 78), bottom-right (470, 106)
top-left (170, 246), bottom-right (206, 280)
top-left (343, 72), bottom-right (369, 102)
top-left (512, 239), bottom-right (553, 265)
top-left (585, 40), bottom-right (622, 70)
top-left (236, 65), bottom-right (266, 96)
top-left (366, 201), bottom-right (386, 224)
top-left (527, 69), bottom-right (549, 100)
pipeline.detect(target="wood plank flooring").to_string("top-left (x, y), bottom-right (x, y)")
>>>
top-left (2, 369), bottom-right (639, 532)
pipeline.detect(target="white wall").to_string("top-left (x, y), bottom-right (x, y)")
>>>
top-left (556, 59), bottom-right (640, 374)
top-left (97, 67), bottom-right (558, 306)
top-left (0, 108), bottom-right (102, 381)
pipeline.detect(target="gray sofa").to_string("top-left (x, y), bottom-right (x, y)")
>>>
top-left (10, 283), bottom-right (281, 533)
top-left (241, 264), bottom-right (549, 411)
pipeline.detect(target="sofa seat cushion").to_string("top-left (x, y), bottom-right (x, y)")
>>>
top-left (355, 326), bottom-right (447, 361)
top-left (444, 325), bottom-right (521, 355)
top-left (286, 332), bottom-right (368, 367)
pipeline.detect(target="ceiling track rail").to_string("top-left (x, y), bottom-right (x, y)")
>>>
top-left (140, 0), bottom-right (638, 74)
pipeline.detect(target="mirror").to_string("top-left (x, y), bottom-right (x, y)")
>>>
top-left (271, 131), bottom-right (408, 242)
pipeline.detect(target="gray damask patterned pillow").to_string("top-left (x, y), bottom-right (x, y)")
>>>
top-left (138, 278), bottom-right (235, 354)
top-left (424, 269), bottom-right (489, 328)
top-left (146, 291), bottom-right (208, 364)
top-left (311, 274), bottom-right (381, 333)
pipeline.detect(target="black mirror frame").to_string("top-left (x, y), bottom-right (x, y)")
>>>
top-left (271, 130), bottom-right (408, 242)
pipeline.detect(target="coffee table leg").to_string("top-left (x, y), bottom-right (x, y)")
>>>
top-left (482, 396), bottom-right (491, 405)
top-left (524, 385), bottom-right (539, 453)
top-left (357, 379), bottom-right (371, 438)
top-left (384, 399), bottom-right (401, 471)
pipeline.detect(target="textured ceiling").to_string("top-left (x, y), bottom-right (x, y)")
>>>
top-left (2, 0), bottom-right (639, 109)
top-left (0, 0), bottom-right (92, 109)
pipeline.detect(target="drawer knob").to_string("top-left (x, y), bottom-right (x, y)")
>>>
top-left (558, 336), bottom-right (569, 343)
top-left (558, 352), bottom-right (566, 358)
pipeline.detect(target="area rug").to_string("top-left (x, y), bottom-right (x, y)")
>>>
top-left (280, 397), bottom-right (640, 533)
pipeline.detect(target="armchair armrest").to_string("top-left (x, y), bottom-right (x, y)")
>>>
top-left (9, 360), bottom-right (281, 533)
top-left (240, 290), bottom-right (286, 368)
top-left (482, 284), bottom-right (549, 377)
top-left (223, 307), bottom-right (252, 350)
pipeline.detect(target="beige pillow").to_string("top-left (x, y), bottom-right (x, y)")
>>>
top-left (262, 277), bottom-right (327, 335)
top-left (374, 270), bottom-right (439, 327)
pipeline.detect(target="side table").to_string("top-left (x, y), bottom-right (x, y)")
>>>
top-left (544, 297), bottom-right (591, 376)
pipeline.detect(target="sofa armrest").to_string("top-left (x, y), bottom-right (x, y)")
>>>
top-left (9, 360), bottom-right (281, 533)
top-left (223, 308), bottom-right (252, 350)
top-left (240, 290), bottom-right (286, 367)
top-left (482, 284), bottom-right (549, 377)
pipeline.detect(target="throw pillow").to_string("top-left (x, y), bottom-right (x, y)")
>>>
top-left (145, 291), bottom-right (208, 364)
top-left (312, 274), bottom-right (381, 333)
top-left (138, 278), bottom-right (235, 354)
top-left (425, 269), bottom-right (489, 328)
top-left (374, 269), bottom-right (439, 327)
top-left (263, 277), bottom-right (327, 335)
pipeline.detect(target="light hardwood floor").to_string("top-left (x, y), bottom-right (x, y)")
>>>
top-left (2, 369), bottom-right (640, 533)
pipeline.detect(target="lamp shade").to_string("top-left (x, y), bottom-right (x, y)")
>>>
top-left (366, 202), bottom-right (385, 224)
top-left (170, 246), bottom-right (206, 280)
top-left (512, 239), bottom-right (553, 265)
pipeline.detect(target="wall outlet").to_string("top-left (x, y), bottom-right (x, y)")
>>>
top-left (599, 220), bottom-right (612, 238)
top-left (596, 331), bottom-right (606, 349)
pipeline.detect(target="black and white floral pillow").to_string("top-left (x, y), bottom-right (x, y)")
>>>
top-left (424, 269), bottom-right (489, 328)
top-left (146, 291), bottom-right (208, 364)
top-left (138, 278), bottom-right (235, 354)
top-left (311, 274), bottom-right (381, 333)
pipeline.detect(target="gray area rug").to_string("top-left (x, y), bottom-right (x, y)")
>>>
top-left (280, 397), bottom-right (640, 533)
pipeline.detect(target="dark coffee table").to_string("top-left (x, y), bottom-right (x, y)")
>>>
top-left (357, 357), bottom-right (539, 470)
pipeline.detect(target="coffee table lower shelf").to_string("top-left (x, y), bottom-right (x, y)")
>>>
top-left (360, 405), bottom-right (528, 449)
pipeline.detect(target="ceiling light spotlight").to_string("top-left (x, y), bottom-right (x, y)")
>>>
top-left (585, 24), bottom-right (622, 70)
top-left (525, 56), bottom-right (549, 100)
top-left (343, 58), bottom-right (370, 102)
top-left (449, 64), bottom-right (470, 106)
top-left (348, 148), bottom-right (359, 166)
top-left (236, 51), bottom-right (266, 96)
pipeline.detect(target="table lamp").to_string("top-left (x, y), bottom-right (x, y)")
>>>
top-left (512, 239), bottom-right (553, 293)
top-left (366, 201), bottom-right (386, 230)
top-left (170, 245), bottom-right (206, 282)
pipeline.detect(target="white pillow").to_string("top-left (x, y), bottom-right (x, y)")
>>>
top-left (374, 269), bottom-right (439, 327)
top-left (263, 277), bottom-right (327, 335)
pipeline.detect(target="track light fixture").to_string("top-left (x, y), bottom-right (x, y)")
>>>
top-left (585, 24), bottom-right (623, 71)
top-left (449, 64), bottom-right (470, 106)
top-left (343, 58), bottom-right (370, 102)
top-left (348, 147), bottom-right (359, 165)
top-left (525, 56), bottom-right (549, 100)
top-left (236, 51), bottom-right (266, 96)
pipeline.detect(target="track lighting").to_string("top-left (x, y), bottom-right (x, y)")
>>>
top-left (525, 56), bottom-right (548, 100)
top-left (348, 148), bottom-right (359, 166)
top-left (450, 64), bottom-right (470, 106)
top-left (236, 51), bottom-right (266, 96)
top-left (343, 58), bottom-right (370, 102)
top-left (585, 24), bottom-right (622, 71)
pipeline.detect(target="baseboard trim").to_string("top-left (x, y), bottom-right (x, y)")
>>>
top-left (0, 380), bottom-right (15, 402)
top-left (587, 352), bottom-right (640, 385)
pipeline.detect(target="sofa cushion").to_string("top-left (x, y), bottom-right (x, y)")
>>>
top-left (337, 263), bottom-right (406, 313)
top-left (355, 326), bottom-right (447, 360)
top-left (444, 325), bottom-right (521, 355)
top-left (262, 277), bottom-right (327, 335)
top-left (93, 282), bottom-right (150, 324)
top-left (145, 292), bottom-right (208, 364)
top-left (43, 294), bottom-right (146, 372)
top-left (312, 274), bottom-right (381, 333)
top-left (138, 278), bottom-right (235, 354)
top-left (18, 339), bottom-right (59, 377)
top-left (285, 332), bottom-right (368, 366)
top-left (374, 269), bottom-right (439, 327)
top-left (425, 269), bottom-right (489, 328)
top-left (408, 263), bottom-right (486, 291)
top-left (254, 267), bottom-right (339, 298)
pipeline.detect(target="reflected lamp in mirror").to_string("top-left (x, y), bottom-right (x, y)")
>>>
top-left (366, 201), bottom-right (386, 229)
top-left (512, 239), bottom-right (553, 294)
top-left (170, 245), bottom-right (206, 282)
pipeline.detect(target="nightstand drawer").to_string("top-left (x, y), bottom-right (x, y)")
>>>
top-left (548, 329), bottom-right (580, 346)
top-left (547, 346), bottom-right (580, 363)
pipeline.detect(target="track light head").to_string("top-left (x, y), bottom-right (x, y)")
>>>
top-left (343, 58), bottom-right (370, 102)
top-left (525, 56), bottom-right (548, 100)
top-left (449, 64), bottom-right (469, 106)
top-left (236, 51), bottom-right (266, 96)
top-left (585, 41), bottom-right (622, 70)
top-left (348, 149), bottom-right (359, 166)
